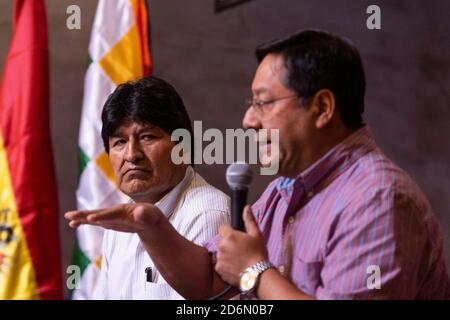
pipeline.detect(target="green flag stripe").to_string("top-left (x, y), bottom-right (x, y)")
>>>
top-left (87, 54), bottom-right (93, 68)
top-left (67, 240), bottom-right (91, 297)
top-left (78, 147), bottom-right (90, 177)
top-left (72, 240), bottom-right (91, 273)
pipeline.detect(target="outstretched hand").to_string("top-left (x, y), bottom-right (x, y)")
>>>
top-left (64, 203), bottom-right (162, 234)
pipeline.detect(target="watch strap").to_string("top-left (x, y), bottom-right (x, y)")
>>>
top-left (240, 260), bottom-right (274, 295)
top-left (251, 260), bottom-right (274, 274)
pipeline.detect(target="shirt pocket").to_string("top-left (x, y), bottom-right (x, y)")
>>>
top-left (291, 256), bottom-right (324, 297)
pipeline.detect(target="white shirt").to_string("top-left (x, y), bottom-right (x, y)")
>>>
top-left (93, 166), bottom-right (230, 299)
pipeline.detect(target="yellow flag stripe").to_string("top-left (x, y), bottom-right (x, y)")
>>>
top-left (95, 151), bottom-right (117, 185)
top-left (0, 133), bottom-right (39, 299)
top-left (99, 25), bottom-right (144, 85)
top-left (129, 0), bottom-right (140, 13)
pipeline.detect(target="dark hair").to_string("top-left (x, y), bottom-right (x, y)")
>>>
top-left (255, 29), bottom-right (365, 129)
top-left (101, 76), bottom-right (193, 153)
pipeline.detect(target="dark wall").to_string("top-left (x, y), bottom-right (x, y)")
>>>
top-left (1, 0), bottom-right (449, 279)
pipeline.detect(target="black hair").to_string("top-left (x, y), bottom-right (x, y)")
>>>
top-left (101, 76), bottom-right (193, 153)
top-left (255, 29), bottom-right (365, 129)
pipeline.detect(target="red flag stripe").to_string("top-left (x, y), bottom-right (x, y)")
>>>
top-left (0, 0), bottom-right (63, 299)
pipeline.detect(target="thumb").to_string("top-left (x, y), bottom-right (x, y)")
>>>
top-left (133, 204), bottom-right (159, 227)
top-left (243, 205), bottom-right (260, 237)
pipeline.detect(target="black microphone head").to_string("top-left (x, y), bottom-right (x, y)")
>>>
top-left (226, 162), bottom-right (253, 190)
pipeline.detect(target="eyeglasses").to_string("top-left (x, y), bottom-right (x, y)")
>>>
top-left (245, 94), bottom-right (298, 115)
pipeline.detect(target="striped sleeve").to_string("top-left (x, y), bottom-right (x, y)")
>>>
top-left (181, 209), bottom-right (230, 247)
top-left (165, 209), bottom-right (229, 300)
top-left (317, 188), bottom-right (432, 299)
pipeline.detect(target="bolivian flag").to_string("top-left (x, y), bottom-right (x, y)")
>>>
top-left (0, 0), bottom-right (63, 299)
top-left (72, 0), bottom-right (152, 299)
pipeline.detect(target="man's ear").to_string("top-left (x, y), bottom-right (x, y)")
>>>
top-left (310, 89), bottom-right (336, 129)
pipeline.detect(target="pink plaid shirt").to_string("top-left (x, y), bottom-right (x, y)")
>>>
top-left (207, 125), bottom-right (450, 299)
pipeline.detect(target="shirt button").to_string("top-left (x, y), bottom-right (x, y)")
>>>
top-left (279, 265), bottom-right (285, 274)
top-left (288, 216), bottom-right (295, 224)
top-left (307, 191), bottom-right (314, 199)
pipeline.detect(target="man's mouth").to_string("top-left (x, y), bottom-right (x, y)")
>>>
top-left (123, 167), bottom-right (152, 177)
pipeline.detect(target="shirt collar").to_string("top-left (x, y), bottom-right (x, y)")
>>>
top-left (155, 166), bottom-right (194, 219)
top-left (128, 166), bottom-right (194, 220)
top-left (277, 125), bottom-right (376, 198)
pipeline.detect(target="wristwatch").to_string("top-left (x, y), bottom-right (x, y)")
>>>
top-left (239, 260), bottom-right (274, 295)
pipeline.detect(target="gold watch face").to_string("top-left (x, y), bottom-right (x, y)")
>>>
top-left (239, 268), bottom-right (259, 292)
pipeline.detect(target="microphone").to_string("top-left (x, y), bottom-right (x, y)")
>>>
top-left (207, 162), bottom-right (253, 301)
top-left (226, 162), bottom-right (253, 231)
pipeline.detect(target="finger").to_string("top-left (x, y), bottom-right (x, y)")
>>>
top-left (68, 220), bottom-right (81, 229)
top-left (87, 205), bottom-right (126, 222)
top-left (68, 219), bottom-right (100, 229)
top-left (219, 225), bottom-right (232, 237)
top-left (65, 211), bottom-right (93, 228)
top-left (93, 221), bottom-right (136, 233)
top-left (243, 205), bottom-right (260, 237)
top-left (64, 210), bottom-right (92, 221)
top-left (65, 207), bottom-right (118, 223)
top-left (133, 204), bottom-right (159, 226)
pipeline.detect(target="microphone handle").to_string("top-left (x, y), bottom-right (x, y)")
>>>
top-left (231, 188), bottom-right (248, 231)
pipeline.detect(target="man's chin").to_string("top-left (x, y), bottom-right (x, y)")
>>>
top-left (126, 191), bottom-right (155, 204)
top-left (122, 184), bottom-right (171, 204)
top-left (121, 182), bottom-right (152, 198)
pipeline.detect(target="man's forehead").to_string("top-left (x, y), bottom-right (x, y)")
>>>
top-left (112, 120), bottom-right (157, 135)
top-left (252, 53), bottom-right (287, 94)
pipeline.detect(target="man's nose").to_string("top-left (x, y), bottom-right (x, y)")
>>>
top-left (242, 106), bottom-right (262, 130)
top-left (124, 138), bottom-right (144, 163)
